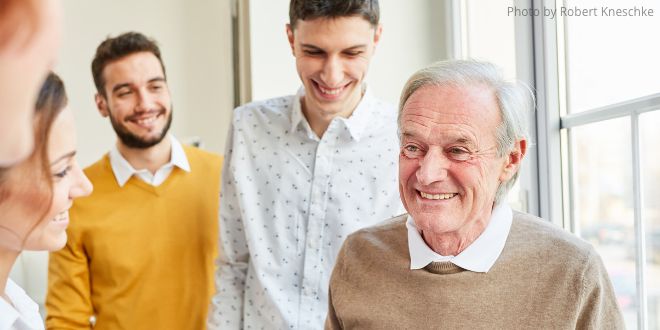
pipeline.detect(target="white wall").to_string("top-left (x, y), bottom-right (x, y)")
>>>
top-left (10, 0), bottom-right (234, 314)
top-left (249, 0), bottom-right (449, 104)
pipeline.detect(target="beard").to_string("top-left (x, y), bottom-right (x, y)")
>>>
top-left (108, 106), bottom-right (173, 149)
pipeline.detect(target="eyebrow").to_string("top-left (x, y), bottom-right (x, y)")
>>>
top-left (111, 77), bottom-right (166, 93)
top-left (402, 132), bottom-right (473, 145)
top-left (301, 44), bottom-right (367, 51)
top-left (50, 151), bottom-right (76, 166)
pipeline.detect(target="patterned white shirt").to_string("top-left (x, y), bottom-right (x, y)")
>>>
top-left (0, 279), bottom-right (44, 330)
top-left (209, 87), bottom-right (404, 329)
top-left (406, 203), bottom-right (513, 272)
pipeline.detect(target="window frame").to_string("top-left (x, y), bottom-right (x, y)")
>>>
top-left (531, 0), bottom-right (660, 328)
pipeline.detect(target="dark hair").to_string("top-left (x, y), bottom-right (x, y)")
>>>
top-left (91, 31), bottom-right (165, 96)
top-left (289, 0), bottom-right (379, 29)
top-left (0, 72), bottom-right (68, 246)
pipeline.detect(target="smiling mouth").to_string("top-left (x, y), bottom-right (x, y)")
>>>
top-left (128, 111), bottom-right (162, 128)
top-left (313, 80), bottom-right (350, 97)
top-left (419, 191), bottom-right (457, 200)
top-left (51, 211), bottom-right (69, 223)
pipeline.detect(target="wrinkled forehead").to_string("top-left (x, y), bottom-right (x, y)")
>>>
top-left (400, 84), bottom-right (502, 141)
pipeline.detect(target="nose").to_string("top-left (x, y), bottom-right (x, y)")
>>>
top-left (320, 55), bottom-right (344, 87)
top-left (70, 163), bottom-right (93, 199)
top-left (135, 88), bottom-right (155, 112)
top-left (415, 148), bottom-right (449, 186)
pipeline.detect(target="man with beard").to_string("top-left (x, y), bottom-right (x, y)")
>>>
top-left (45, 32), bottom-right (222, 330)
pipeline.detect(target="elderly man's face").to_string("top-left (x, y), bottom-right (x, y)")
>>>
top-left (399, 84), bottom-right (521, 238)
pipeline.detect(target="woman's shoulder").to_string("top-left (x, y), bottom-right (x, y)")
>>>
top-left (1, 278), bottom-right (44, 329)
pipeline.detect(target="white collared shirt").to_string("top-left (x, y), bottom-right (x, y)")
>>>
top-left (406, 203), bottom-right (513, 272)
top-left (109, 135), bottom-right (190, 187)
top-left (0, 279), bottom-right (44, 330)
top-left (209, 86), bottom-right (404, 330)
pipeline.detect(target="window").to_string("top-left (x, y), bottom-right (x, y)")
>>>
top-left (536, 0), bottom-right (660, 328)
top-left (460, 0), bottom-right (660, 328)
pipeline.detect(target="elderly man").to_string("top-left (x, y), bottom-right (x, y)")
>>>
top-left (325, 60), bottom-right (624, 329)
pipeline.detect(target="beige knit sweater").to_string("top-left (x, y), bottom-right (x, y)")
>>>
top-left (326, 211), bottom-right (625, 330)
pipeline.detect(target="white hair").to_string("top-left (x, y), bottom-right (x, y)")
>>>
top-left (398, 59), bottom-right (534, 205)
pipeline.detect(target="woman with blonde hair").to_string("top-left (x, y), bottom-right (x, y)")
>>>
top-left (0, 72), bottom-right (92, 329)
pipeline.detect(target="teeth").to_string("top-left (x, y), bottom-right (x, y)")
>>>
top-left (136, 116), bottom-right (157, 125)
top-left (52, 211), bottom-right (68, 222)
top-left (420, 192), bottom-right (456, 200)
top-left (319, 85), bottom-right (343, 95)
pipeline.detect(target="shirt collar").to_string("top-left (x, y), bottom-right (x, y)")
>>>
top-left (109, 135), bottom-right (191, 187)
top-left (0, 279), bottom-right (42, 330)
top-left (289, 85), bottom-right (375, 141)
top-left (407, 203), bottom-right (513, 273)
top-left (0, 295), bottom-right (19, 330)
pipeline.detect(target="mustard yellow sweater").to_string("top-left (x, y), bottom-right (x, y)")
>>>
top-left (46, 146), bottom-right (222, 330)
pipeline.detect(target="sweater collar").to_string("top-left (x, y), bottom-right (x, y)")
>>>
top-left (109, 135), bottom-right (190, 187)
top-left (406, 203), bottom-right (513, 273)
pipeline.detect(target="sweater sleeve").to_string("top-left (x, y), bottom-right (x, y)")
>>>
top-left (208, 117), bottom-right (249, 330)
top-left (325, 285), bottom-right (342, 330)
top-left (325, 236), bottom-right (351, 330)
top-left (575, 248), bottom-right (625, 329)
top-left (45, 227), bottom-right (94, 329)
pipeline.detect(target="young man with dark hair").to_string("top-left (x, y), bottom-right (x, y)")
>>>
top-left (46, 32), bottom-right (222, 330)
top-left (208, 0), bottom-right (403, 329)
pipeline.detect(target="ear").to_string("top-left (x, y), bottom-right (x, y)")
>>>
top-left (286, 24), bottom-right (295, 55)
top-left (95, 93), bottom-right (109, 117)
top-left (373, 24), bottom-right (383, 46)
top-left (499, 139), bottom-right (527, 182)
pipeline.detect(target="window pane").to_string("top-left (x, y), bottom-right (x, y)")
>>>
top-left (641, 110), bottom-right (660, 329)
top-left (570, 117), bottom-right (637, 328)
top-left (564, 0), bottom-right (660, 113)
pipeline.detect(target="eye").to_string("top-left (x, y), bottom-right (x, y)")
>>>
top-left (117, 90), bottom-right (132, 97)
top-left (446, 147), bottom-right (471, 161)
top-left (344, 51), bottom-right (363, 57)
top-left (402, 144), bottom-right (424, 158)
top-left (303, 50), bottom-right (324, 56)
top-left (53, 166), bottom-right (72, 179)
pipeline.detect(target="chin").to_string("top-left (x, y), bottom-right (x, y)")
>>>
top-left (40, 234), bottom-right (68, 251)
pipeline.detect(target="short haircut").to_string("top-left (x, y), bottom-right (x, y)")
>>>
top-left (289, 0), bottom-right (379, 29)
top-left (399, 59), bottom-right (534, 205)
top-left (91, 32), bottom-right (165, 96)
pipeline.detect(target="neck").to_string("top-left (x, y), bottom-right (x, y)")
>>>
top-left (302, 86), bottom-right (363, 138)
top-left (0, 247), bottom-right (20, 298)
top-left (421, 210), bottom-right (493, 256)
top-left (116, 137), bottom-right (172, 174)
